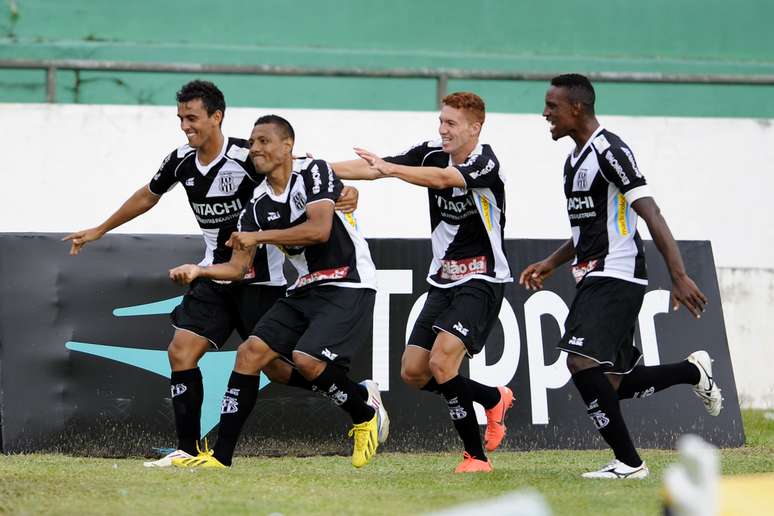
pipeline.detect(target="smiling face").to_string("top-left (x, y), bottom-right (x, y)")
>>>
top-left (177, 98), bottom-right (222, 149)
top-left (248, 122), bottom-right (293, 175)
top-left (543, 85), bottom-right (583, 141)
top-left (438, 104), bottom-right (481, 156)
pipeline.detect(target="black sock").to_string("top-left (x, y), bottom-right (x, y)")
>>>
top-left (170, 368), bottom-right (203, 456)
top-left (311, 364), bottom-right (375, 424)
top-left (212, 372), bottom-right (259, 466)
top-left (286, 368), bottom-right (315, 392)
top-left (421, 378), bottom-right (441, 394)
top-left (464, 378), bottom-right (501, 410)
top-left (618, 361), bottom-right (701, 400)
top-left (572, 367), bottom-right (642, 468)
top-left (438, 375), bottom-right (486, 461)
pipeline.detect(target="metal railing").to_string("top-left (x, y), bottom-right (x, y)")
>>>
top-left (3, 58), bottom-right (774, 106)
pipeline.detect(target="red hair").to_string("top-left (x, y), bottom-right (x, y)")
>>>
top-left (442, 91), bottom-right (485, 125)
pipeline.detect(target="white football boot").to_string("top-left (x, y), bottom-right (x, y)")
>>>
top-left (582, 459), bottom-right (650, 479)
top-left (687, 350), bottom-right (723, 416)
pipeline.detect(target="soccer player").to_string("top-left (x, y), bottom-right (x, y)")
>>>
top-left (332, 92), bottom-right (514, 473)
top-left (168, 115), bottom-right (384, 469)
top-left (519, 74), bottom-right (722, 479)
top-left (62, 81), bottom-right (363, 467)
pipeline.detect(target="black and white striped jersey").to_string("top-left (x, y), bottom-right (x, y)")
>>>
top-left (563, 127), bottom-right (652, 285)
top-left (238, 158), bottom-right (376, 294)
top-left (384, 140), bottom-right (512, 288)
top-left (148, 137), bottom-right (285, 286)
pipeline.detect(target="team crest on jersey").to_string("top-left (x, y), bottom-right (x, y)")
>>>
top-left (575, 169), bottom-right (589, 190)
top-left (292, 191), bottom-right (306, 211)
top-left (219, 172), bottom-right (236, 194)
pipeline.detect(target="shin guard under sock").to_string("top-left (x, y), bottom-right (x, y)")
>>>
top-left (212, 371), bottom-right (259, 466)
top-left (617, 361), bottom-right (701, 400)
top-left (170, 367), bottom-right (203, 456)
top-left (572, 367), bottom-right (642, 467)
top-left (438, 375), bottom-right (486, 461)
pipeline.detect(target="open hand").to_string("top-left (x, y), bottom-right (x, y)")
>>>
top-left (671, 273), bottom-right (708, 318)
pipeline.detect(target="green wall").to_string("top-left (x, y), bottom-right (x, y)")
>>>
top-left (1, 0), bottom-right (773, 116)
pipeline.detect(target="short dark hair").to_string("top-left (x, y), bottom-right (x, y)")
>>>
top-left (176, 80), bottom-right (226, 118)
top-left (254, 114), bottom-right (295, 141)
top-left (550, 74), bottom-right (595, 113)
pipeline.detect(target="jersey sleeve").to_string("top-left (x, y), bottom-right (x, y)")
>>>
top-left (304, 160), bottom-right (343, 204)
top-left (598, 144), bottom-right (651, 204)
top-left (454, 150), bottom-right (501, 189)
top-left (236, 201), bottom-right (260, 232)
top-left (384, 141), bottom-right (430, 166)
top-left (148, 148), bottom-right (183, 195)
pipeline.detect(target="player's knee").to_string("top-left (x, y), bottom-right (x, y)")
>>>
top-left (292, 352), bottom-right (325, 380)
top-left (566, 354), bottom-right (596, 375)
top-left (428, 352), bottom-right (456, 382)
top-left (400, 364), bottom-right (426, 388)
top-left (235, 338), bottom-right (270, 370)
top-left (167, 338), bottom-right (201, 369)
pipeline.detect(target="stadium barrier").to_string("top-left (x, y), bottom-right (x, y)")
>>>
top-left (0, 234), bottom-right (743, 455)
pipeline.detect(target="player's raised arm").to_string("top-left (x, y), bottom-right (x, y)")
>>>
top-left (632, 197), bottom-right (708, 317)
top-left (62, 184), bottom-right (160, 255)
top-left (354, 147), bottom-right (465, 189)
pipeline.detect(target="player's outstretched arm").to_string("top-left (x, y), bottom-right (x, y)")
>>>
top-left (169, 246), bottom-right (255, 285)
top-left (229, 201), bottom-right (335, 251)
top-left (62, 184), bottom-right (161, 255)
top-left (519, 238), bottom-right (575, 290)
top-left (632, 197), bottom-right (708, 317)
top-left (354, 147), bottom-right (465, 189)
top-left (331, 158), bottom-right (384, 180)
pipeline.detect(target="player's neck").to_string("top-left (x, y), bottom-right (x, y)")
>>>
top-left (196, 131), bottom-right (225, 166)
top-left (450, 138), bottom-right (479, 165)
top-left (266, 160), bottom-right (293, 195)
top-left (571, 118), bottom-right (600, 156)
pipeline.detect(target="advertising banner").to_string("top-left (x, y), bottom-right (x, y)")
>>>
top-left (0, 234), bottom-right (743, 455)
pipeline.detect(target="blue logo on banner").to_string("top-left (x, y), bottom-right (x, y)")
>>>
top-left (65, 295), bottom-right (270, 437)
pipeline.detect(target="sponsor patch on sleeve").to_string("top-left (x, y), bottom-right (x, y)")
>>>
top-left (226, 144), bottom-right (250, 162)
top-left (592, 134), bottom-right (611, 153)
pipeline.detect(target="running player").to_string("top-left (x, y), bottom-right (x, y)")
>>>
top-left (169, 115), bottom-right (384, 469)
top-left (333, 92), bottom-right (514, 473)
top-left (520, 73), bottom-right (722, 479)
top-left (63, 81), bottom-right (363, 467)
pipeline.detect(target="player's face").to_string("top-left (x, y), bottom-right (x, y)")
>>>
top-left (177, 99), bottom-right (221, 148)
top-left (248, 123), bottom-right (292, 174)
top-left (543, 86), bottom-right (576, 141)
top-left (438, 105), bottom-right (480, 155)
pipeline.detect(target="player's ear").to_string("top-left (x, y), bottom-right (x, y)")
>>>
top-left (212, 109), bottom-right (223, 126)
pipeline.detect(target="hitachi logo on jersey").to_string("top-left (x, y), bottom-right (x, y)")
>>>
top-left (191, 199), bottom-right (243, 216)
top-left (605, 151), bottom-right (630, 185)
top-left (437, 195), bottom-right (474, 214)
top-left (567, 196), bottom-right (595, 210)
top-left (311, 164), bottom-right (322, 194)
top-left (468, 159), bottom-right (496, 179)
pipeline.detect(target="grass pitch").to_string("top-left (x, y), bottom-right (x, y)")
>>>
top-left (1, 410), bottom-right (772, 516)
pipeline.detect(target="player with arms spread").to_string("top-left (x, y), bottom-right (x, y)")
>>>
top-left (520, 74), bottom-right (722, 479)
top-left (333, 92), bottom-right (514, 473)
top-left (63, 81), bottom-right (360, 467)
top-left (169, 115), bottom-right (385, 469)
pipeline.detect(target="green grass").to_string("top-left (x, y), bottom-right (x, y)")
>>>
top-left (1, 410), bottom-right (772, 516)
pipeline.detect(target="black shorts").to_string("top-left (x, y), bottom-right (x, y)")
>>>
top-left (251, 286), bottom-right (375, 371)
top-left (171, 279), bottom-right (287, 349)
top-left (557, 276), bottom-right (646, 374)
top-left (408, 279), bottom-right (504, 356)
